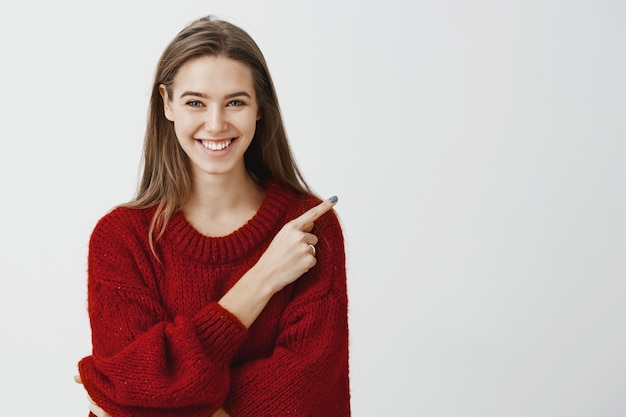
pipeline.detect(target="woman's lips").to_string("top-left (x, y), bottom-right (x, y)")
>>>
top-left (199, 138), bottom-right (235, 151)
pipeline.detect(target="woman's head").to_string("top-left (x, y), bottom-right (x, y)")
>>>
top-left (131, 16), bottom-right (310, 238)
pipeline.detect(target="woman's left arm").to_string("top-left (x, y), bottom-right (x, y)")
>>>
top-left (223, 211), bottom-right (351, 417)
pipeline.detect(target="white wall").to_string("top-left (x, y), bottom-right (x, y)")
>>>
top-left (0, 0), bottom-right (624, 416)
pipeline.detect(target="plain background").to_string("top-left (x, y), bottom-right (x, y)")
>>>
top-left (0, 0), bottom-right (625, 416)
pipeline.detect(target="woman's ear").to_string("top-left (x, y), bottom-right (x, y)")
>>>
top-left (159, 84), bottom-right (174, 121)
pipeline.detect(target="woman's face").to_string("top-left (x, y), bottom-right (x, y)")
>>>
top-left (160, 55), bottom-right (260, 180)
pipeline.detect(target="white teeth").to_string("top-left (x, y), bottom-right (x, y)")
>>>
top-left (202, 139), bottom-right (233, 150)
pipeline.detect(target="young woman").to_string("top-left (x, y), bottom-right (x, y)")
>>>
top-left (75, 15), bottom-right (350, 417)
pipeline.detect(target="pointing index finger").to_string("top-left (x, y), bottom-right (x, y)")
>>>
top-left (293, 196), bottom-right (338, 229)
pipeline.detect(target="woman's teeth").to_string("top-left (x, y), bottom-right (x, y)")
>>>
top-left (202, 139), bottom-right (233, 150)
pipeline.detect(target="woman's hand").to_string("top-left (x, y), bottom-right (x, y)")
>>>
top-left (255, 197), bottom-right (338, 292)
top-left (219, 196), bottom-right (338, 328)
top-left (212, 408), bottom-right (231, 417)
top-left (74, 375), bottom-right (112, 417)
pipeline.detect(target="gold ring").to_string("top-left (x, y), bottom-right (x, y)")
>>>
top-left (308, 244), bottom-right (316, 256)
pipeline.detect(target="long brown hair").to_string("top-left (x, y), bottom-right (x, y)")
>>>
top-left (124, 16), bottom-right (311, 247)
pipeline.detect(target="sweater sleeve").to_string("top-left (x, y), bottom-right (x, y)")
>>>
top-left (77, 211), bottom-right (249, 417)
top-left (223, 210), bottom-right (351, 416)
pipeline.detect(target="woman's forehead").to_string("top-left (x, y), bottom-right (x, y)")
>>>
top-left (172, 56), bottom-right (255, 97)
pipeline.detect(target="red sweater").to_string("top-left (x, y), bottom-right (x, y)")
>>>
top-left (78, 181), bottom-right (350, 416)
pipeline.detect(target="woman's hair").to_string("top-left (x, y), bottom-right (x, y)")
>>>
top-left (124, 16), bottom-right (311, 246)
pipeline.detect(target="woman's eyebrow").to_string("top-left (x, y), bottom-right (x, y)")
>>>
top-left (179, 91), bottom-right (252, 99)
top-left (225, 91), bottom-right (252, 99)
top-left (180, 91), bottom-right (208, 98)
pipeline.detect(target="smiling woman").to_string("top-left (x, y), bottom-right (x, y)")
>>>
top-left (75, 15), bottom-right (350, 417)
top-left (160, 56), bottom-right (261, 180)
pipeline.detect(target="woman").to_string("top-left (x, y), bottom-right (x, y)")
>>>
top-left (75, 15), bottom-right (350, 417)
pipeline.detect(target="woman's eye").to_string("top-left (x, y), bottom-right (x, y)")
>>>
top-left (227, 100), bottom-right (245, 107)
top-left (186, 100), bottom-right (203, 108)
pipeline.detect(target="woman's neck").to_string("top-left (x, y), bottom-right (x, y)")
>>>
top-left (182, 170), bottom-right (266, 237)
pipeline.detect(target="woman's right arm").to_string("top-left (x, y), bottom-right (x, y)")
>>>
top-left (78, 213), bottom-right (248, 417)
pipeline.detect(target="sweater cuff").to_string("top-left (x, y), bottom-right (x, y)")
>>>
top-left (192, 302), bottom-right (249, 364)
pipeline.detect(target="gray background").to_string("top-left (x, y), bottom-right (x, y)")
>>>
top-left (0, 0), bottom-right (624, 415)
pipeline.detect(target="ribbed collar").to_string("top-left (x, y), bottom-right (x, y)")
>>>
top-left (163, 180), bottom-right (295, 264)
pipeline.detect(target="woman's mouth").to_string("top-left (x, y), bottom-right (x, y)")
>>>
top-left (200, 139), bottom-right (234, 151)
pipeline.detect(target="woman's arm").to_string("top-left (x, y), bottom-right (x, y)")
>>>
top-left (78, 211), bottom-right (248, 417)
top-left (223, 209), bottom-right (351, 416)
top-left (219, 198), bottom-right (337, 327)
top-left (76, 376), bottom-right (231, 417)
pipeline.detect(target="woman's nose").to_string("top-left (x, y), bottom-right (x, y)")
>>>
top-left (204, 105), bottom-right (228, 133)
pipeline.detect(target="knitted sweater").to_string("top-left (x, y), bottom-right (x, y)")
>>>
top-left (78, 180), bottom-right (350, 417)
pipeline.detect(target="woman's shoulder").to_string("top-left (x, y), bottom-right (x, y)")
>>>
top-left (298, 192), bottom-right (343, 236)
top-left (269, 181), bottom-right (339, 220)
top-left (269, 181), bottom-right (345, 250)
top-left (90, 205), bottom-right (155, 242)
